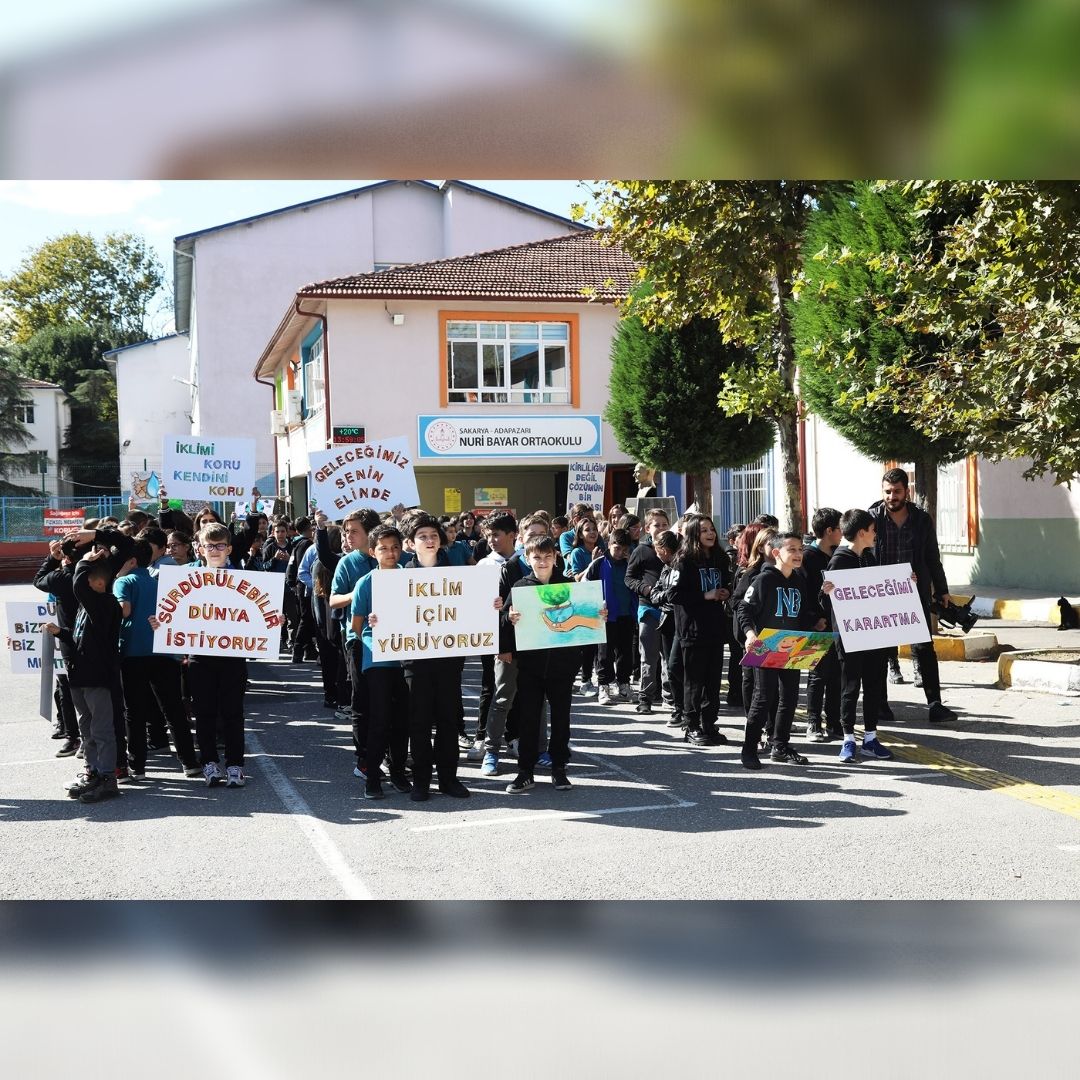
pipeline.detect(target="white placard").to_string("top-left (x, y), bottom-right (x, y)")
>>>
top-left (822, 561), bottom-right (931, 653)
top-left (567, 461), bottom-right (606, 512)
top-left (162, 434), bottom-right (256, 501)
top-left (370, 564), bottom-right (501, 661)
top-left (308, 437), bottom-right (419, 516)
top-left (152, 565), bottom-right (286, 660)
top-left (6, 601), bottom-right (65, 674)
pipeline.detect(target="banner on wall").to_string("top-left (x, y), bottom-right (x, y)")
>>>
top-left (822, 562), bottom-right (930, 653)
top-left (566, 461), bottom-right (606, 512)
top-left (161, 435), bottom-right (256, 501)
top-left (308, 437), bottom-right (419, 516)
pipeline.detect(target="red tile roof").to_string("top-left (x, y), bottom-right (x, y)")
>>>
top-left (20, 377), bottom-right (62, 390)
top-left (297, 231), bottom-right (639, 303)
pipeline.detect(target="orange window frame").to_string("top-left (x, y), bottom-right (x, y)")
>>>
top-left (438, 310), bottom-right (580, 408)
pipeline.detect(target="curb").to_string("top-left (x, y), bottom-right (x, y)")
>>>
top-left (952, 593), bottom-right (1079, 625)
top-left (998, 651), bottom-right (1080, 696)
top-left (899, 633), bottom-right (998, 662)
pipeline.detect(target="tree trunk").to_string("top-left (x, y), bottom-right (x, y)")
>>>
top-left (913, 453), bottom-right (938, 524)
top-left (776, 410), bottom-right (802, 532)
top-left (688, 471), bottom-right (713, 517)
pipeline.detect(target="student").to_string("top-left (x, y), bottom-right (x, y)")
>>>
top-left (587, 527), bottom-right (636, 705)
top-left (730, 526), bottom-right (777, 718)
top-left (503, 535), bottom-right (597, 793)
top-left (560, 504), bottom-right (596, 557)
top-left (736, 532), bottom-right (826, 769)
top-left (670, 515), bottom-right (732, 746)
top-left (114, 538), bottom-right (201, 780)
top-left (161, 530), bottom-right (195, 567)
top-left (350, 525), bottom-right (412, 799)
top-left (801, 508), bottom-right (844, 742)
top-left (821, 509), bottom-right (894, 763)
top-left (310, 524), bottom-right (345, 709)
top-left (649, 531), bottom-right (684, 728)
top-left (624, 509), bottom-right (671, 715)
top-left (566, 517), bottom-right (604, 696)
top-left (46, 527), bottom-right (135, 804)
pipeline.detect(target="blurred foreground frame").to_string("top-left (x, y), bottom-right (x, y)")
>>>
top-left (2, 0), bottom-right (1078, 178)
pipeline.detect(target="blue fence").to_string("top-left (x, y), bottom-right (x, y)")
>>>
top-left (0, 496), bottom-right (133, 542)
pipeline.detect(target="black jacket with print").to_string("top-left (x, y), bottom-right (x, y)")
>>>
top-left (735, 563), bottom-right (818, 640)
top-left (670, 553), bottom-right (732, 642)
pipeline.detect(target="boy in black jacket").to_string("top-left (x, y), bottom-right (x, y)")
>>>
top-left (46, 528), bottom-right (135, 803)
top-left (801, 508), bottom-right (843, 742)
top-left (821, 509), bottom-right (893, 763)
top-left (736, 532), bottom-right (826, 769)
top-left (34, 537), bottom-right (83, 755)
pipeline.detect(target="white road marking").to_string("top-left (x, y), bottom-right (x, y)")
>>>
top-left (247, 733), bottom-right (373, 900)
top-left (410, 799), bottom-right (696, 832)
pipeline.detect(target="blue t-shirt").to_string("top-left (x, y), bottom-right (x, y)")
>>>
top-left (350, 570), bottom-right (398, 672)
top-left (567, 546), bottom-right (596, 576)
top-left (446, 539), bottom-right (472, 566)
top-left (113, 567), bottom-right (158, 657)
top-left (559, 531), bottom-right (575, 556)
top-left (331, 550), bottom-right (378, 641)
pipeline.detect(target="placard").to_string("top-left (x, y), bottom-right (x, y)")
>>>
top-left (566, 461), bottom-right (606, 512)
top-left (510, 579), bottom-right (606, 651)
top-left (308, 436), bottom-right (419, 516)
top-left (370, 564), bottom-right (501, 661)
top-left (162, 435), bottom-right (256, 501)
top-left (822, 561), bottom-right (930, 653)
top-left (6, 601), bottom-right (65, 674)
top-left (43, 508), bottom-right (85, 536)
top-left (152, 565), bottom-right (286, 660)
top-left (740, 628), bottom-right (837, 671)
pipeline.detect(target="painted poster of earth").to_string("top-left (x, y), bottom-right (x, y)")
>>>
top-left (512, 580), bottom-right (606, 651)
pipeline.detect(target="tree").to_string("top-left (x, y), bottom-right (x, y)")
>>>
top-left (0, 347), bottom-right (33, 486)
top-left (792, 182), bottom-right (966, 519)
top-left (583, 181), bottom-right (831, 530)
top-left (0, 232), bottom-right (164, 344)
top-left (607, 310), bottom-right (776, 516)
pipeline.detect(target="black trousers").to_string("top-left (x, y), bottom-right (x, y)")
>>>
top-left (726, 636), bottom-right (744, 705)
top-left (578, 645), bottom-right (597, 684)
top-left (365, 666), bottom-right (410, 778)
top-left (477, 653), bottom-right (496, 740)
top-left (54, 672), bottom-right (80, 740)
top-left (597, 616), bottom-right (635, 686)
top-left (806, 646), bottom-right (841, 726)
top-left (841, 647), bottom-right (887, 735)
top-left (882, 595), bottom-right (942, 707)
top-left (681, 637), bottom-right (724, 732)
top-left (189, 656), bottom-right (247, 767)
top-left (120, 655), bottom-right (198, 770)
top-left (515, 665), bottom-right (574, 775)
top-left (314, 624), bottom-right (339, 704)
top-left (404, 658), bottom-right (461, 789)
top-left (744, 668), bottom-right (801, 749)
top-left (346, 638), bottom-right (369, 764)
top-left (661, 622), bottom-right (683, 719)
top-left (291, 584), bottom-right (317, 660)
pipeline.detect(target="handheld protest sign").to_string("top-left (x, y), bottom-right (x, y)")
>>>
top-left (823, 562), bottom-right (931, 654)
top-left (511, 580), bottom-right (606, 651)
top-left (152, 565), bottom-right (285, 660)
top-left (161, 435), bottom-right (256, 501)
top-left (6, 601), bottom-right (65, 675)
top-left (567, 461), bottom-right (606, 513)
top-left (308, 436), bottom-right (419, 517)
top-left (740, 628), bottom-right (837, 671)
top-left (370, 564), bottom-right (501, 662)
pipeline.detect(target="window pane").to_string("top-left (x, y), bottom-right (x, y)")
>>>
top-left (482, 343), bottom-right (504, 387)
top-left (543, 345), bottom-right (567, 388)
top-left (447, 321), bottom-right (476, 339)
top-left (510, 343), bottom-right (540, 393)
top-left (541, 323), bottom-right (569, 341)
top-left (449, 342), bottom-right (478, 388)
top-left (509, 323), bottom-right (539, 341)
top-left (478, 322), bottom-right (503, 338)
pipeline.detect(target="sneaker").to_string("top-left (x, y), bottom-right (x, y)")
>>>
top-left (740, 749), bottom-right (763, 771)
top-left (466, 738), bottom-right (485, 761)
top-left (79, 775), bottom-right (119, 803)
top-left (457, 733), bottom-right (473, 750)
top-left (387, 773), bottom-right (412, 794)
top-left (438, 779), bottom-right (470, 799)
top-left (825, 721), bottom-right (844, 741)
top-left (364, 778), bottom-right (385, 799)
top-left (225, 766), bottom-right (246, 787)
top-left (597, 686), bottom-right (613, 706)
top-left (353, 759), bottom-right (368, 780)
top-left (505, 773), bottom-right (534, 794)
top-left (183, 764), bottom-right (203, 778)
top-left (114, 766), bottom-right (130, 782)
top-left (684, 727), bottom-right (709, 746)
top-left (770, 744), bottom-right (809, 765)
top-left (481, 752), bottom-right (499, 777)
top-left (913, 672), bottom-right (924, 688)
top-left (66, 770), bottom-right (99, 797)
top-left (666, 713), bottom-right (685, 728)
top-left (578, 680), bottom-right (598, 698)
top-left (410, 786), bottom-right (431, 802)
top-left (928, 701), bottom-right (957, 723)
top-left (806, 719), bottom-right (827, 743)
top-left (128, 768), bottom-right (147, 781)
top-left (507, 738), bottom-right (520, 759)
top-left (861, 737), bottom-right (894, 760)
top-left (552, 769), bottom-right (572, 790)
top-left (837, 739), bottom-right (859, 763)
top-left (701, 727), bottom-right (728, 746)
top-left (322, 697), bottom-right (337, 709)
top-left (617, 683), bottom-right (632, 702)
top-left (55, 739), bottom-right (80, 758)
top-left (537, 751), bottom-right (552, 768)
top-left (203, 762), bottom-right (225, 786)
top-left (636, 701), bottom-right (653, 715)
top-left (887, 661), bottom-right (905, 684)
top-left (334, 708), bottom-right (355, 723)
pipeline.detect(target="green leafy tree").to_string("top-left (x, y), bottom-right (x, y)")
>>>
top-left (0, 232), bottom-right (163, 344)
top-left (792, 182), bottom-right (966, 519)
top-left (583, 181), bottom-right (830, 530)
top-left (607, 310), bottom-right (776, 516)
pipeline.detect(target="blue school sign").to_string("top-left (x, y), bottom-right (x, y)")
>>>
top-left (418, 415), bottom-right (602, 458)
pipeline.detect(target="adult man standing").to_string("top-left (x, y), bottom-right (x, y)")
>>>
top-left (870, 468), bottom-right (957, 723)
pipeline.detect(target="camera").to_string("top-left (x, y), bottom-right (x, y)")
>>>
top-left (931, 598), bottom-right (979, 634)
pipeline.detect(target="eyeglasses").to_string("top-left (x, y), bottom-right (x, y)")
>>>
top-left (203, 542), bottom-right (229, 552)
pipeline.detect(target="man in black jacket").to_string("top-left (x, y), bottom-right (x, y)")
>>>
top-left (870, 469), bottom-right (957, 723)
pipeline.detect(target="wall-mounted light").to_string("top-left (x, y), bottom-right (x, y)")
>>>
top-left (384, 302), bottom-right (405, 326)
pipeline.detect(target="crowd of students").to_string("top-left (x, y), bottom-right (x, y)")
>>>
top-left (32, 466), bottom-right (957, 806)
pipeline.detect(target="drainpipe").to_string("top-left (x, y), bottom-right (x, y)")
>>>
top-left (294, 299), bottom-right (332, 449)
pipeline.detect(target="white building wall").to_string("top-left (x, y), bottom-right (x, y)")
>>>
top-left (10, 385), bottom-right (68, 497)
top-left (803, 412), bottom-right (885, 519)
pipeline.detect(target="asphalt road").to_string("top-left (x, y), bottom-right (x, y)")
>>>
top-left (4, 582), bottom-right (1080, 899)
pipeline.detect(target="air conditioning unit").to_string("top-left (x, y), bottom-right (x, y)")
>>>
top-left (270, 409), bottom-right (286, 435)
top-left (283, 389), bottom-right (303, 425)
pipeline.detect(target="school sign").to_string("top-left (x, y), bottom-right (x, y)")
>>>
top-left (418, 415), bottom-right (602, 458)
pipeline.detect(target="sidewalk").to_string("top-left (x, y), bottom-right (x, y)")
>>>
top-left (950, 583), bottom-right (1078, 625)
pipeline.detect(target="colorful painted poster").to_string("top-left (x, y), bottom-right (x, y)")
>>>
top-left (510, 579), bottom-right (606, 651)
top-left (740, 628), bottom-right (837, 671)
top-left (566, 461), bottom-right (606, 512)
top-left (6, 601), bottom-right (65, 674)
top-left (152, 565), bottom-right (286, 660)
top-left (370, 565), bottom-right (501, 661)
top-left (161, 435), bottom-right (256, 501)
top-left (308, 437), bottom-right (419, 516)
top-left (822, 561), bottom-right (930, 653)
top-left (473, 486), bottom-right (508, 507)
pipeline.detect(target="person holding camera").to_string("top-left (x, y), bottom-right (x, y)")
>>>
top-left (870, 468), bottom-right (958, 724)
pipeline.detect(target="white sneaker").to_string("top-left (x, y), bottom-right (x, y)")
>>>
top-left (225, 766), bottom-right (246, 787)
top-left (617, 683), bottom-right (632, 702)
top-left (466, 738), bottom-right (485, 761)
top-left (579, 679), bottom-right (598, 697)
top-left (598, 685), bottom-right (613, 705)
top-left (508, 738), bottom-right (520, 759)
top-left (203, 762), bottom-right (224, 786)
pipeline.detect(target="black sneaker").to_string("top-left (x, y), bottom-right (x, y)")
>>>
top-left (700, 727), bottom-right (728, 745)
top-left (552, 769), bottom-right (572, 790)
top-left (928, 701), bottom-right (957, 723)
top-left (684, 727), bottom-right (709, 746)
top-left (506, 773), bottom-right (534, 794)
top-left (66, 770), bottom-right (99, 797)
top-left (322, 698), bottom-right (337, 709)
top-left (409, 786), bottom-right (431, 802)
top-left (887, 661), bottom-right (905, 684)
top-left (79, 776), bottom-right (119, 803)
top-left (806, 720), bottom-right (827, 743)
top-left (666, 713), bottom-right (685, 728)
top-left (438, 779), bottom-right (470, 799)
top-left (56, 739), bottom-right (80, 758)
top-left (364, 778), bottom-right (385, 800)
top-left (740, 749), bottom-right (763, 771)
top-left (635, 701), bottom-right (653, 715)
top-left (387, 773), bottom-right (412, 794)
top-left (770, 744), bottom-right (809, 765)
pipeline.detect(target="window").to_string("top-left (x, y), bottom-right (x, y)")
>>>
top-left (14, 402), bottom-right (34, 424)
top-left (715, 450), bottom-right (774, 533)
top-left (934, 458), bottom-right (975, 550)
top-left (445, 319), bottom-right (572, 404)
top-left (302, 330), bottom-right (324, 419)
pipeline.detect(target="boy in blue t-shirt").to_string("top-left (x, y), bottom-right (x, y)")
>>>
top-left (350, 525), bottom-right (411, 800)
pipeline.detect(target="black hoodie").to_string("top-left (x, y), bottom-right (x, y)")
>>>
top-left (736, 563), bottom-right (819, 641)
top-left (501, 565), bottom-right (582, 676)
top-left (670, 552), bottom-right (732, 642)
